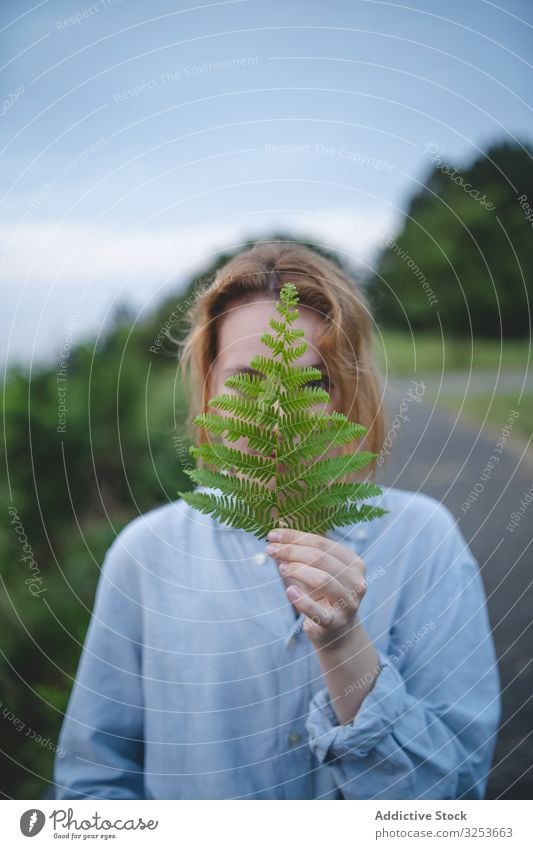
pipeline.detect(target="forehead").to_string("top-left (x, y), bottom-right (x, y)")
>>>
top-left (216, 297), bottom-right (325, 369)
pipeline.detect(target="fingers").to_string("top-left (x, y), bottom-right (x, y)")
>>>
top-left (286, 585), bottom-right (342, 632)
top-left (268, 542), bottom-right (342, 578)
top-left (266, 539), bottom-right (363, 586)
top-left (279, 561), bottom-right (361, 609)
top-left (267, 527), bottom-right (356, 567)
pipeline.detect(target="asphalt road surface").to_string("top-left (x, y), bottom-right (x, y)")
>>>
top-left (376, 380), bottom-right (532, 799)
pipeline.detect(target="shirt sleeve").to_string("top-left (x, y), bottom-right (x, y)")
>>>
top-left (53, 525), bottom-right (145, 800)
top-left (305, 511), bottom-right (501, 800)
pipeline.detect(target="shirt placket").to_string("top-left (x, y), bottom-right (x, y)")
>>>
top-left (245, 525), bottom-right (370, 799)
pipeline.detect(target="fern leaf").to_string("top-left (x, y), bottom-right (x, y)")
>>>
top-left (281, 482), bottom-right (384, 517)
top-left (279, 451), bottom-right (380, 487)
top-left (190, 443), bottom-right (277, 481)
top-left (184, 467), bottom-right (276, 508)
top-left (193, 412), bottom-right (278, 452)
top-left (278, 385), bottom-right (330, 414)
top-left (223, 372), bottom-right (266, 399)
top-left (178, 490), bottom-right (264, 534)
top-left (207, 393), bottom-right (278, 428)
top-left (283, 341), bottom-right (307, 363)
top-left (278, 363), bottom-right (324, 388)
top-left (248, 354), bottom-right (281, 381)
top-left (277, 409), bottom-right (334, 439)
top-left (280, 502), bottom-right (387, 536)
top-left (260, 332), bottom-right (285, 357)
top-left (179, 281), bottom-right (389, 540)
top-left (282, 422), bottom-right (369, 462)
top-left (312, 503), bottom-right (389, 536)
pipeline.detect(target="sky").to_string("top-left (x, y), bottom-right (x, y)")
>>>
top-left (1, 0), bottom-right (532, 368)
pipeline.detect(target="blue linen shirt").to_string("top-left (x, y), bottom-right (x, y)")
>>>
top-left (53, 485), bottom-right (501, 800)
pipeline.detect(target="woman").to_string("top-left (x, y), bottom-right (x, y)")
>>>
top-left (54, 241), bottom-right (501, 800)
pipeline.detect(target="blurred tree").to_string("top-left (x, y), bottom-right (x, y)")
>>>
top-left (369, 140), bottom-right (533, 337)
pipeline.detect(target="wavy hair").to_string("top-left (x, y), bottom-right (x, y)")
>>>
top-left (177, 240), bottom-right (387, 478)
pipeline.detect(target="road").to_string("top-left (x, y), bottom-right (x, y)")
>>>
top-left (376, 379), bottom-right (532, 799)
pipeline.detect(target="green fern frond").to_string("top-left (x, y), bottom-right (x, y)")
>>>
top-left (281, 482), bottom-right (383, 516)
top-left (223, 372), bottom-right (266, 399)
top-left (278, 386), bottom-right (330, 414)
top-left (179, 281), bottom-right (390, 539)
top-left (283, 422), bottom-right (369, 462)
top-left (284, 502), bottom-right (387, 536)
top-left (207, 393), bottom-right (278, 428)
top-left (260, 332), bottom-right (286, 357)
top-left (279, 451), bottom-right (380, 488)
top-left (190, 443), bottom-right (277, 481)
top-left (278, 409), bottom-right (333, 439)
top-left (268, 318), bottom-right (305, 340)
top-left (282, 341), bottom-right (308, 363)
top-left (279, 364), bottom-right (324, 388)
top-left (193, 412), bottom-right (278, 452)
top-left (179, 490), bottom-right (269, 536)
top-left (310, 504), bottom-right (389, 536)
top-left (248, 354), bottom-right (281, 381)
top-left (184, 467), bottom-right (276, 508)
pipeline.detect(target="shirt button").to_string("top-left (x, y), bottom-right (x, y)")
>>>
top-left (253, 552), bottom-right (267, 565)
top-left (355, 528), bottom-right (367, 540)
top-left (287, 731), bottom-right (301, 747)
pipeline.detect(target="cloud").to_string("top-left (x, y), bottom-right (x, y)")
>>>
top-left (0, 208), bottom-right (396, 366)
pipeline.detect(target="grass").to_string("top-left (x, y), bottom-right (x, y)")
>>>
top-left (373, 330), bottom-right (530, 376)
top-left (372, 331), bottom-right (531, 454)
top-left (433, 392), bottom-right (533, 442)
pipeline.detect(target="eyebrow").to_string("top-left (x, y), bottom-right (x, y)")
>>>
top-left (224, 362), bottom-right (327, 375)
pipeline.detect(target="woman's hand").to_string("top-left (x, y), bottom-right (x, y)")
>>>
top-left (265, 526), bottom-right (368, 650)
top-left (265, 526), bottom-right (382, 724)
